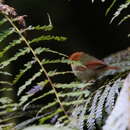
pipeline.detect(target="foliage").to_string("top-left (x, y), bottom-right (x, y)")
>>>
top-left (0, 0), bottom-right (130, 130)
top-left (0, 2), bottom-right (90, 130)
top-left (103, 73), bottom-right (130, 130)
top-left (22, 125), bottom-right (76, 130)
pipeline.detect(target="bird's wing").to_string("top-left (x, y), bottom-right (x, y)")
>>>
top-left (85, 60), bottom-right (119, 70)
top-left (85, 60), bottom-right (107, 70)
top-left (75, 66), bottom-right (87, 71)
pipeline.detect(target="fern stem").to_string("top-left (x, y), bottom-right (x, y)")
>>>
top-left (5, 15), bottom-right (70, 120)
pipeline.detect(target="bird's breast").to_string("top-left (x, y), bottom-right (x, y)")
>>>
top-left (71, 65), bottom-right (97, 82)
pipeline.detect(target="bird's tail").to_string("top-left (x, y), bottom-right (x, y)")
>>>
top-left (107, 66), bottom-right (120, 70)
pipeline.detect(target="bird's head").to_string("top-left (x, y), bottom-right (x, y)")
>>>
top-left (68, 52), bottom-right (86, 61)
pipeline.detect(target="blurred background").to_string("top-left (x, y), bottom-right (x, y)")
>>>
top-left (6, 0), bottom-right (130, 58)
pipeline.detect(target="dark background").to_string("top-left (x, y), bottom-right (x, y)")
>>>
top-left (7, 0), bottom-right (130, 58)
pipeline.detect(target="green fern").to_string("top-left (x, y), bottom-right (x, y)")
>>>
top-left (0, 3), bottom-right (91, 130)
top-left (0, 1), bottom-right (130, 130)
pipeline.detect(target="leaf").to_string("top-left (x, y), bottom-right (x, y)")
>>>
top-left (0, 28), bottom-right (14, 42)
top-left (110, 1), bottom-right (130, 23)
top-left (17, 70), bottom-right (42, 96)
top-left (0, 97), bottom-right (13, 104)
top-left (30, 24), bottom-right (53, 31)
top-left (103, 73), bottom-right (130, 130)
top-left (105, 79), bottom-right (122, 114)
top-left (87, 90), bottom-right (102, 130)
top-left (0, 18), bottom-right (7, 26)
top-left (105, 0), bottom-right (116, 16)
top-left (0, 38), bottom-right (22, 57)
top-left (0, 71), bottom-right (12, 76)
top-left (22, 89), bottom-right (54, 111)
top-left (118, 14), bottom-right (130, 25)
top-left (0, 47), bottom-right (30, 69)
top-left (15, 114), bottom-right (48, 130)
top-left (95, 85), bottom-right (111, 125)
top-left (30, 35), bottom-right (67, 44)
top-left (12, 59), bottom-right (36, 84)
top-left (22, 125), bottom-right (77, 130)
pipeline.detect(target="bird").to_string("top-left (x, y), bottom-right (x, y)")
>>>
top-left (68, 51), bottom-right (119, 82)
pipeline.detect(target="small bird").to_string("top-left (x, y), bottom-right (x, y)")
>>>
top-left (69, 52), bottom-right (119, 82)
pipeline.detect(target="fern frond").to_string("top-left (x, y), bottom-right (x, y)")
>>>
top-left (62, 100), bottom-right (85, 106)
top-left (70, 97), bottom-right (91, 130)
top-left (0, 88), bottom-right (12, 92)
top-left (37, 101), bottom-right (59, 116)
top-left (87, 90), bottom-right (102, 130)
top-left (33, 47), bottom-right (67, 58)
top-left (0, 38), bottom-right (22, 57)
top-left (105, 0), bottom-right (116, 16)
top-left (13, 47), bottom-right (63, 86)
top-left (55, 82), bottom-right (92, 89)
top-left (0, 47), bottom-right (30, 69)
top-left (48, 70), bottom-right (72, 77)
top-left (0, 18), bottom-right (7, 26)
top-left (0, 3), bottom-right (71, 129)
top-left (42, 59), bottom-right (69, 65)
top-left (39, 48), bottom-right (67, 57)
top-left (30, 25), bottom-right (53, 31)
top-left (95, 85), bottom-right (111, 125)
top-left (0, 97), bottom-right (13, 104)
top-left (57, 115), bottom-right (68, 124)
top-left (17, 70), bottom-right (42, 96)
top-left (110, 1), bottom-right (130, 23)
top-left (19, 94), bottom-right (34, 106)
top-left (105, 78), bottom-right (123, 114)
top-left (22, 89), bottom-right (54, 110)
top-left (14, 114), bottom-right (47, 130)
top-left (58, 91), bottom-right (89, 98)
top-left (12, 59), bottom-right (36, 84)
top-left (39, 108), bottom-right (63, 124)
top-left (30, 35), bottom-right (67, 44)
top-left (0, 71), bottom-right (12, 76)
top-left (0, 103), bottom-right (17, 110)
top-left (0, 123), bottom-right (14, 130)
top-left (118, 14), bottom-right (130, 25)
top-left (0, 28), bottom-right (14, 42)
top-left (103, 74), bottom-right (130, 130)
top-left (0, 81), bottom-right (12, 86)
top-left (21, 125), bottom-right (75, 130)
top-left (19, 81), bottom-right (50, 106)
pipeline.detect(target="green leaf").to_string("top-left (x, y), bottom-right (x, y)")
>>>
top-left (23, 125), bottom-right (77, 130)
top-left (0, 97), bottom-right (13, 104)
top-left (0, 28), bottom-right (14, 42)
top-left (30, 35), bottom-right (67, 44)
top-left (0, 47), bottom-right (30, 69)
top-left (17, 70), bottom-right (42, 96)
top-left (0, 38), bottom-right (22, 57)
top-left (0, 18), bottom-right (7, 26)
top-left (12, 59), bottom-right (36, 84)
top-left (31, 25), bottom-right (53, 31)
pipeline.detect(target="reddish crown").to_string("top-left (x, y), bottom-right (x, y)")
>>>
top-left (69, 52), bottom-right (85, 61)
